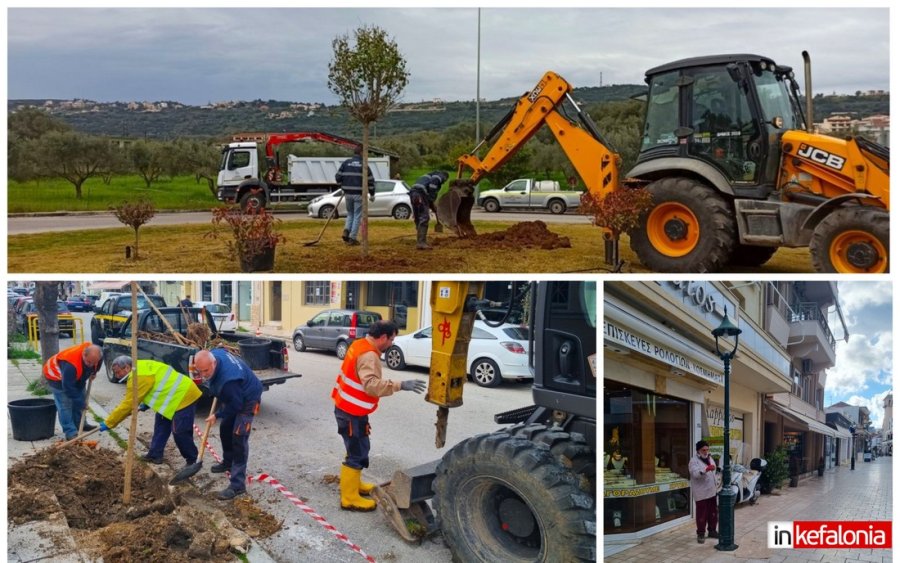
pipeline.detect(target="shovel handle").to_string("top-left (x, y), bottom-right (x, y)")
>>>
top-left (77, 377), bottom-right (94, 436)
top-left (56, 426), bottom-right (102, 448)
top-left (196, 397), bottom-right (218, 463)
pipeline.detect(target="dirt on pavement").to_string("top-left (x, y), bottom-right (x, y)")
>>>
top-left (8, 442), bottom-right (282, 561)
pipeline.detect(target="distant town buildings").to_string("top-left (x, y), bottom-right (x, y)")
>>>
top-left (816, 113), bottom-right (890, 146)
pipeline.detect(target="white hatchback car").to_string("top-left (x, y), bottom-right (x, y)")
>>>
top-left (307, 179), bottom-right (412, 220)
top-left (384, 321), bottom-right (531, 387)
top-left (193, 301), bottom-right (237, 332)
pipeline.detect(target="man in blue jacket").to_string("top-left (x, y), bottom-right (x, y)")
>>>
top-left (194, 348), bottom-right (263, 500)
top-left (335, 146), bottom-right (376, 246)
top-left (410, 171), bottom-right (448, 249)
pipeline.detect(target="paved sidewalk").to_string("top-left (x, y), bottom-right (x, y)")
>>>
top-left (606, 456), bottom-right (893, 562)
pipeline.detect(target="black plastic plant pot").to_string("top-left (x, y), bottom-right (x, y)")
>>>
top-left (238, 338), bottom-right (272, 370)
top-left (8, 398), bottom-right (57, 441)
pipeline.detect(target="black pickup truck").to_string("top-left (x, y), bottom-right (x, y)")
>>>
top-left (98, 307), bottom-right (301, 393)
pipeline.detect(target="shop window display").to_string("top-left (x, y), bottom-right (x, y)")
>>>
top-left (604, 381), bottom-right (692, 533)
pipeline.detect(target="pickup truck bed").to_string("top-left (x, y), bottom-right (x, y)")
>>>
top-left (99, 307), bottom-right (301, 393)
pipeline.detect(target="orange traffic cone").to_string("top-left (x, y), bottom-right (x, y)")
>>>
top-left (256, 326), bottom-right (261, 337)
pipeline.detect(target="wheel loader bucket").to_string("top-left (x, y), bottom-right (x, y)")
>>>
top-left (436, 179), bottom-right (477, 238)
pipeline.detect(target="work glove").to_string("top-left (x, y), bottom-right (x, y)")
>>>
top-left (400, 379), bottom-right (427, 394)
top-left (99, 422), bottom-right (109, 432)
top-left (139, 404), bottom-right (150, 412)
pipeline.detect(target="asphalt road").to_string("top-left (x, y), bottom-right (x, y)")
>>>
top-left (7, 208), bottom-right (591, 234)
top-left (68, 314), bottom-right (537, 562)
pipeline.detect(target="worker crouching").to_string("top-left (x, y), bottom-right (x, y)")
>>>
top-left (410, 171), bottom-right (449, 250)
top-left (331, 320), bottom-right (426, 511)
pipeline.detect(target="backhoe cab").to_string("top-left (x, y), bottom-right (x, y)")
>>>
top-left (439, 54), bottom-right (889, 273)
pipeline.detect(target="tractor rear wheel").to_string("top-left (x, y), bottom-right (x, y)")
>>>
top-left (629, 177), bottom-right (736, 273)
top-left (810, 207), bottom-right (889, 273)
top-left (433, 429), bottom-right (595, 562)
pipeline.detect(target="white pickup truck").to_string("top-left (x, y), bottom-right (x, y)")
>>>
top-left (476, 179), bottom-right (583, 214)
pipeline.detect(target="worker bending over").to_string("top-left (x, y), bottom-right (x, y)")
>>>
top-left (409, 170), bottom-right (449, 250)
top-left (43, 342), bottom-right (102, 440)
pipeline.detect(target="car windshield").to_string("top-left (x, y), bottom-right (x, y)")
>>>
top-left (356, 312), bottom-right (381, 327)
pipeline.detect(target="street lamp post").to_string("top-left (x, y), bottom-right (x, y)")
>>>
top-left (712, 306), bottom-right (742, 552)
top-left (849, 425), bottom-right (856, 470)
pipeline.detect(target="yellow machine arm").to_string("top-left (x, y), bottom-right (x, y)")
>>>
top-left (436, 71), bottom-right (621, 236)
top-left (426, 281), bottom-right (485, 448)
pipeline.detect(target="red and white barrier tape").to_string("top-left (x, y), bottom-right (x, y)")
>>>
top-left (249, 473), bottom-right (376, 563)
top-left (192, 424), bottom-right (376, 562)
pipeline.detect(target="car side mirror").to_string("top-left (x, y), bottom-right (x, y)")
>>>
top-left (307, 320), bottom-right (313, 327)
top-left (93, 305), bottom-right (102, 313)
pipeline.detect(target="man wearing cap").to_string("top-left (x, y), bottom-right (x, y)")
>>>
top-left (194, 348), bottom-right (263, 500)
top-left (98, 356), bottom-right (202, 468)
top-left (42, 342), bottom-right (102, 440)
top-left (409, 170), bottom-right (449, 250)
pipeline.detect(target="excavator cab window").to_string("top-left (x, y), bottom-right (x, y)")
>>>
top-left (688, 66), bottom-right (761, 183)
top-left (642, 71), bottom-right (680, 150)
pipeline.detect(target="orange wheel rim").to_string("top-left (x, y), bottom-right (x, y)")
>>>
top-left (646, 203), bottom-right (700, 257)
top-left (829, 230), bottom-right (887, 273)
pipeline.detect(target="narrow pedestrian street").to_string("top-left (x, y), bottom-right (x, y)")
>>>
top-left (606, 456), bottom-right (893, 563)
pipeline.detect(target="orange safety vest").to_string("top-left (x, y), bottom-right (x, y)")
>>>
top-left (43, 342), bottom-right (92, 383)
top-left (332, 338), bottom-right (381, 416)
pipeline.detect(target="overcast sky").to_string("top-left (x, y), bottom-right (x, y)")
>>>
top-left (6, 7), bottom-right (890, 106)
top-left (826, 282), bottom-right (893, 429)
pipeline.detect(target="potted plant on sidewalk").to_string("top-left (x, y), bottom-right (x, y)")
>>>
top-left (760, 446), bottom-right (789, 494)
top-left (817, 456), bottom-right (825, 477)
top-left (207, 206), bottom-right (286, 272)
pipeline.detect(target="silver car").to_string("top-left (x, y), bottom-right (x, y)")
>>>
top-left (307, 179), bottom-right (412, 220)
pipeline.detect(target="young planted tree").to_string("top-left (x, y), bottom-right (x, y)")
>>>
top-left (328, 25), bottom-right (409, 255)
top-left (112, 199), bottom-right (157, 260)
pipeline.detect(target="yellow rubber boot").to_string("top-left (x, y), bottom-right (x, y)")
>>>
top-left (358, 477), bottom-right (376, 496)
top-left (340, 465), bottom-right (376, 512)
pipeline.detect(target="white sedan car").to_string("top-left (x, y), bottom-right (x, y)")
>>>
top-left (193, 301), bottom-right (237, 332)
top-left (384, 321), bottom-right (532, 387)
top-left (307, 179), bottom-right (412, 220)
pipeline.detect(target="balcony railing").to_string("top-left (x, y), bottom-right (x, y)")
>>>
top-left (790, 302), bottom-right (836, 351)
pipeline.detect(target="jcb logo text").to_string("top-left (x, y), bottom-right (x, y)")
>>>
top-left (797, 144), bottom-right (845, 171)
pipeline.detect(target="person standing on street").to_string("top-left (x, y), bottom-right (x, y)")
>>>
top-left (99, 356), bottom-right (202, 468)
top-left (335, 145), bottom-right (376, 246)
top-left (42, 342), bottom-right (102, 440)
top-left (689, 440), bottom-right (719, 543)
top-left (331, 320), bottom-right (426, 511)
top-left (409, 170), bottom-right (448, 250)
top-left (194, 348), bottom-right (263, 500)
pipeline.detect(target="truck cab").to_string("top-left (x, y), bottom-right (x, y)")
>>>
top-left (217, 142), bottom-right (260, 204)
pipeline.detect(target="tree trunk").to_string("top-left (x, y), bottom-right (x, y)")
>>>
top-left (133, 227), bottom-right (141, 260)
top-left (360, 123), bottom-right (370, 257)
top-left (34, 282), bottom-right (61, 366)
top-left (74, 180), bottom-right (84, 200)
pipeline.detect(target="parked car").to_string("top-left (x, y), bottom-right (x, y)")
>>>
top-left (384, 320), bottom-right (531, 387)
top-left (193, 301), bottom-right (237, 332)
top-left (65, 295), bottom-right (92, 312)
top-left (292, 309), bottom-right (383, 359)
top-left (307, 179), bottom-right (412, 220)
top-left (17, 299), bottom-right (75, 337)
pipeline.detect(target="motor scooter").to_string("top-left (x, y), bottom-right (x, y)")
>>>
top-left (727, 458), bottom-right (767, 505)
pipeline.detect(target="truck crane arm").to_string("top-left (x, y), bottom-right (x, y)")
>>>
top-left (436, 71), bottom-right (622, 237)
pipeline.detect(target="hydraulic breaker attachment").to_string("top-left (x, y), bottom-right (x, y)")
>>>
top-left (435, 179), bottom-right (477, 238)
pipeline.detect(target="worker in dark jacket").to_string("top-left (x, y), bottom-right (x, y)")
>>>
top-left (410, 170), bottom-right (448, 250)
top-left (194, 348), bottom-right (263, 500)
top-left (335, 146), bottom-right (376, 246)
top-left (43, 342), bottom-right (102, 440)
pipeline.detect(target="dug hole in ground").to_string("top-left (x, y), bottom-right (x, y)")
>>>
top-left (8, 430), bottom-right (281, 562)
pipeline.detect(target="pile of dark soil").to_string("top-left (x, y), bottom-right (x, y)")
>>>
top-left (8, 444), bottom-right (281, 561)
top-left (433, 220), bottom-right (571, 250)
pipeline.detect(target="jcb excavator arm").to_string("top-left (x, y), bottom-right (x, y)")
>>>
top-left (436, 71), bottom-right (621, 237)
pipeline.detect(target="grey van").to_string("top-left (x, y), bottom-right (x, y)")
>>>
top-left (292, 309), bottom-right (382, 359)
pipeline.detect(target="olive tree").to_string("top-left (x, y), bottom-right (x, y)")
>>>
top-left (23, 132), bottom-right (111, 199)
top-left (328, 25), bottom-right (409, 255)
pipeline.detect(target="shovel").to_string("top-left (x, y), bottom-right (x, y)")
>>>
top-left (169, 397), bottom-right (217, 484)
top-left (77, 376), bottom-right (94, 435)
top-left (304, 194), bottom-right (345, 246)
top-left (56, 426), bottom-right (102, 448)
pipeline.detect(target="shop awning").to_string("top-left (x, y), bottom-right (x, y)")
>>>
top-left (830, 425), bottom-right (852, 439)
top-left (768, 402), bottom-right (838, 438)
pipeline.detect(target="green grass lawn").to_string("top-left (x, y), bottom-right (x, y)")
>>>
top-left (7, 217), bottom-right (815, 274)
top-left (8, 175), bottom-right (219, 213)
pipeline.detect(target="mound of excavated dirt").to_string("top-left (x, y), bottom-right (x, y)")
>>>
top-left (8, 444), bottom-right (282, 561)
top-left (432, 220), bottom-right (571, 250)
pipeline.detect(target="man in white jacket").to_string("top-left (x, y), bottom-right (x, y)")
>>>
top-left (689, 440), bottom-right (719, 543)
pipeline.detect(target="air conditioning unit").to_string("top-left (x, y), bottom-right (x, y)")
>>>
top-left (801, 358), bottom-right (813, 374)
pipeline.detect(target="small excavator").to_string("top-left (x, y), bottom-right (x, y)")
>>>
top-left (436, 53), bottom-right (889, 273)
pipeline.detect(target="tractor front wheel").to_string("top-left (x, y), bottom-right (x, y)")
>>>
top-left (810, 207), bottom-right (889, 273)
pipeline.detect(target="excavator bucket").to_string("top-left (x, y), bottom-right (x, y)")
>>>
top-left (435, 179), bottom-right (477, 238)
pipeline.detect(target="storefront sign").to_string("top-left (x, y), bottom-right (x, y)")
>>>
top-left (604, 479), bottom-right (689, 498)
top-left (668, 281), bottom-right (720, 314)
top-left (604, 320), bottom-right (724, 386)
top-left (706, 404), bottom-right (744, 463)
